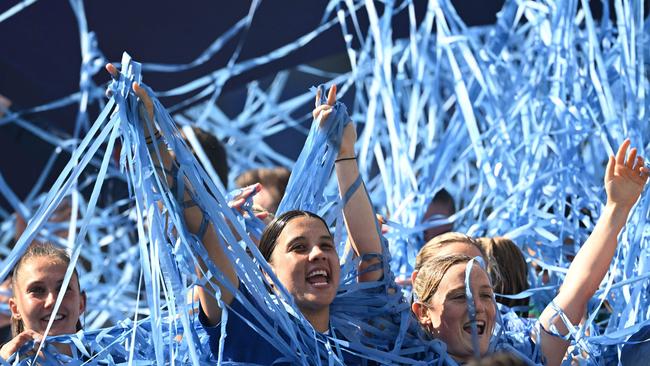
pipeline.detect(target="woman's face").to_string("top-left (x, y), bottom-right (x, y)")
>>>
top-left (269, 216), bottom-right (340, 314)
top-left (9, 257), bottom-right (85, 336)
top-left (417, 263), bottom-right (495, 362)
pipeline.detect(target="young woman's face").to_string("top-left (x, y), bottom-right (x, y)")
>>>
top-left (418, 263), bottom-right (495, 362)
top-left (9, 257), bottom-right (85, 336)
top-left (269, 216), bottom-right (340, 314)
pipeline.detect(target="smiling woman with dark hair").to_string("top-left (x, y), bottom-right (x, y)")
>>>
top-left (190, 85), bottom-right (385, 363)
top-left (109, 61), bottom-right (388, 364)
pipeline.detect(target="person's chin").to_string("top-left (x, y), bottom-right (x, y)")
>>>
top-left (301, 293), bottom-right (334, 310)
top-left (42, 322), bottom-right (76, 336)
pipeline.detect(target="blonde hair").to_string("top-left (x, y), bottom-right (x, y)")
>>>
top-left (477, 237), bottom-right (529, 314)
top-left (415, 232), bottom-right (487, 272)
top-left (413, 254), bottom-right (474, 304)
top-left (10, 242), bottom-right (82, 336)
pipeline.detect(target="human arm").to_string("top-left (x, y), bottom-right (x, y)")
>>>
top-left (538, 139), bottom-right (649, 365)
top-left (106, 64), bottom-right (237, 326)
top-left (314, 85), bottom-right (383, 282)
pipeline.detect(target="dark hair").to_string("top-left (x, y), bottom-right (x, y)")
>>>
top-left (11, 242), bottom-right (83, 336)
top-left (258, 210), bottom-right (331, 262)
top-left (422, 189), bottom-right (456, 241)
top-left (431, 189), bottom-right (455, 215)
top-left (187, 127), bottom-right (229, 186)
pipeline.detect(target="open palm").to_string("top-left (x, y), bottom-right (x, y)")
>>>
top-left (605, 139), bottom-right (649, 210)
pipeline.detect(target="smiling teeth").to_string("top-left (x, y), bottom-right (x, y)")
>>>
top-left (307, 270), bottom-right (328, 278)
top-left (43, 314), bottom-right (64, 321)
top-left (463, 320), bottom-right (486, 334)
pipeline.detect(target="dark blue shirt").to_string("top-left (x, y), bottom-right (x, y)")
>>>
top-left (199, 286), bottom-right (376, 365)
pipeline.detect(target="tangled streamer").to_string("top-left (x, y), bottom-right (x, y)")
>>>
top-left (1, 0), bottom-right (649, 364)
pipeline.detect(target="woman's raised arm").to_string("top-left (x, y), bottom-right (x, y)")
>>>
top-left (314, 85), bottom-right (383, 282)
top-left (106, 64), bottom-right (237, 326)
top-left (539, 139), bottom-right (649, 365)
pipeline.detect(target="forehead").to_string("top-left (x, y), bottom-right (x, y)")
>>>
top-left (436, 242), bottom-right (483, 259)
top-left (16, 256), bottom-right (70, 284)
top-left (437, 262), bottom-right (491, 293)
top-left (276, 216), bottom-right (331, 244)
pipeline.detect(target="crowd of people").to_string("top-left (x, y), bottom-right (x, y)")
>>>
top-left (0, 63), bottom-right (648, 365)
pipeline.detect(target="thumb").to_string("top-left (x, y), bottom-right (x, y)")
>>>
top-left (605, 155), bottom-right (615, 184)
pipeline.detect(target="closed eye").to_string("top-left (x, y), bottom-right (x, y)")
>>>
top-left (449, 293), bottom-right (466, 301)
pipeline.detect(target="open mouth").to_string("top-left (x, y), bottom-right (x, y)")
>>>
top-left (463, 320), bottom-right (486, 335)
top-left (306, 269), bottom-right (330, 288)
top-left (42, 314), bottom-right (65, 322)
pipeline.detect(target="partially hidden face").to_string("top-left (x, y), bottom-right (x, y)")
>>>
top-left (268, 216), bottom-right (340, 314)
top-left (423, 202), bottom-right (454, 242)
top-left (416, 263), bottom-right (496, 362)
top-left (9, 257), bottom-right (85, 336)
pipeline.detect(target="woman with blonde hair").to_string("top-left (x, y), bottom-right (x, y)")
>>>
top-left (412, 140), bottom-right (648, 365)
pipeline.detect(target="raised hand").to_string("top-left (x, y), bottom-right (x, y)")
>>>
top-left (538, 138), bottom-right (649, 366)
top-left (605, 139), bottom-right (649, 210)
top-left (311, 84), bottom-right (356, 159)
top-left (105, 63), bottom-right (154, 124)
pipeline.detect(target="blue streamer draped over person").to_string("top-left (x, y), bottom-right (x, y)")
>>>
top-left (1, 0), bottom-right (650, 365)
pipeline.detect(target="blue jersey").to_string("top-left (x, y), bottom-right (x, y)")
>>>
top-left (199, 285), bottom-right (376, 365)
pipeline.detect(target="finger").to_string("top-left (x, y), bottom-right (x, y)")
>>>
top-left (315, 87), bottom-right (321, 108)
top-left (327, 84), bottom-right (337, 106)
top-left (252, 205), bottom-right (269, 220)
top-left (616, 139), bottom-right (631, 166)
top-left (244, 183), bottom-right (261, 193)
top-left (105, 63), bottom-right (119, 80)
top-left (254, 211), bottom-right (270, 220)
top-left (319, 110), bottom-right (333, 127)
top-left (605, 155), bottom-right (615, 182)
top-left (641, 166), bottom-right (650, 180)
top-left (312, 105), bottom-right (331, 120)
top-left (637, 156), bottom-right (649, 177)
top-left (626, 147), bottom-right (637, 169)
top-left (133, 83), bottom-right (154, 119)
top-left (229, 198), bottom-right (246, 209)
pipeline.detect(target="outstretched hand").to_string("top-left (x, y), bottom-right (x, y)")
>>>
top-left (605, 139), bottom-right (649, 210)
top-left (311, 84), bottom-right (356, 159)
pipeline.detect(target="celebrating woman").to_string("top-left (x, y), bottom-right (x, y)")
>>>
top-left (411, 140), bottom-right (648, 365)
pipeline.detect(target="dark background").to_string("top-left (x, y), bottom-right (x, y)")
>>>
top-left (0, 0), bottom-right (611, 209)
